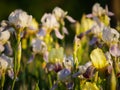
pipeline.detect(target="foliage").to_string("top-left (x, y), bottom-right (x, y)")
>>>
top-left (0, 3), bottom-right (120, 90)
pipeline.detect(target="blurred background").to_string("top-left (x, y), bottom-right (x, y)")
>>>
top-left (0, 0), bottom-right (120, 43)
top-left (0, 0), bottom-right (119, 26)
top-left (1, 0), bottom-right (120, 89)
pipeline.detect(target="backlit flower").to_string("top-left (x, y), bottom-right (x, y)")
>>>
top-left (0, 54), bottom-right (13, 74)
top-left (26, 18), bottom-right (39, 35)
top-left (8, 9), bottom-right (32, 29)
top-left (41, 13), bottom-right (59, 31)
top-left (109, 43), bottom-right (120, 57)
top-left (102, 27), bottom-right (119, 43)
top-left (57, 68), bottom-right (71, 82)
top-left (63, 56), bottom-right (74, 70)
top-left (52, 7), bottom-right (67, 21)
top-left (90, 48), bottom-right (108, 70)
top-left (53, 7), bottom-right (76, 23)
top-left (48, 47), bottom-right (64, 63)
top-left (31, 38), bottom-right (47, 54)
top-left (92, 3), bottom-right (105, 17)
top-left (0, 29), bottom-right (10, 45)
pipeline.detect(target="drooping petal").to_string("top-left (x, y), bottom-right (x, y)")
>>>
top-left (109, 44), bottom-right (120, 57)
top-left (62, 27), bottom-right (69, 35)
top-left (54, 30), bottom-right (64, 39)
top-left (66, 15), bottom-right (76, 23)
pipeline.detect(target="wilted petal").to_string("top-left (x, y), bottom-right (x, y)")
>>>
top-left (66, 16), bottom-right (76, 23)
top-left (54, 30), bottom-right (64, 39)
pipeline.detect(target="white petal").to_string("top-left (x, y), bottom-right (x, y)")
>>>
top-left (54, 30), bottom-right (64, 39)
top-left (62, 27), bottom-right (69, 35)
top-left (66, 16), bottom-right (76, 23)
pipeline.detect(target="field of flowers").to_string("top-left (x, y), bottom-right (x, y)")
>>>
top-left (0, 3), bottom-right (120, 90)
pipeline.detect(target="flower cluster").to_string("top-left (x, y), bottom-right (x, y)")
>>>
top-left (0, 3), bottom-right (120, 90)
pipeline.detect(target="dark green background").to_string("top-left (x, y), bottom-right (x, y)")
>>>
top-left (0, 0), bottom-right (111, 22)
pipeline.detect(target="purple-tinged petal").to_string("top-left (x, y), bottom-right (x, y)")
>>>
top-left (105, 5), bottom-right (114, 16)
top-left (4, 41), bottom-right (13, 56)
top-left (7, 69), bottom-right (14, 79)
top-left (109, 44), bottom-right (120, 57)
top-left (62, 27), bottom-right (69, 35)
top-left (37, 29), bottom-right (46, 37)
top-left (89, 37), bottom-right (98, 45)
top-left (43, 51), bottom-right (49, 63)
top-left (50, 81), bottom-right (59, 90)
top-left (86, 14), bottom-right (93, 18)
top-left (46, 63), bottom-right (55, 71)
top-left (77, 33), bottom-right (85, 39)
top-left (72, 72), bottom-right (81, 78)
top-left (54, 63), bottom-right (63, 72)
top-left (58, 68), bottom-right (71, 81)
top-left (66, 82), bottom-right (74, 90)
top-left (83, 66), bottom-right (95, 78)
top-left (66, 16), bottom-right (76, 23)
top-left (27, 54), bottom-right (35, 64)
top-left (54, 30), bottom-right (64, 39)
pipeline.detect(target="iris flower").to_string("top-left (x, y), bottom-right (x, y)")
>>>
top-left (90, 48), bottom-right (108, 70)
top-left (8, 9), bottom-right (32, 29)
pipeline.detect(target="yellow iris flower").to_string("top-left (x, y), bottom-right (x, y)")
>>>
top-left (90, 48), bottom-right (108, 70)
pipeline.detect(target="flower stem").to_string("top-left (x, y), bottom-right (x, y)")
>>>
top-left (0, 73), bottom-right (5, 90)
top-left (12, 30), bottom-right (22, 90)
top-left (48, 73), bottom-right (52, 88)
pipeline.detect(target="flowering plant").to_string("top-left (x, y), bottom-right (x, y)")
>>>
top-left (0, 3), bottom-right (120, 90)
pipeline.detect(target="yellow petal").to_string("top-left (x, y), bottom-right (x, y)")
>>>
top-left (83, 82), bottom-right (99, 90)
top-left (90, 48), bottom-right (108, 70)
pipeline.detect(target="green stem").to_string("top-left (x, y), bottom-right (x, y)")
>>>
top-left (12, 30), bottom-right (22, 90)
top-left (48, 73), bottom-right (52, 88)
top-left (12, 76), bottom-right (16, 90)
top-left (1, 72), bottom-right (5, 90)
